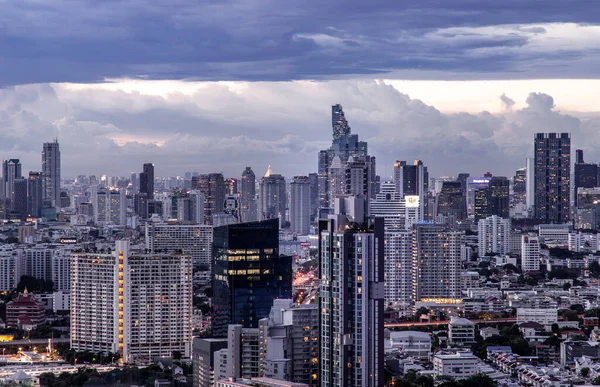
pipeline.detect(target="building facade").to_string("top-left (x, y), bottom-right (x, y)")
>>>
top-left (534, 133), bottom-right (571, 222)
top-left (71, 240), bottom-right (192, 363)
top-left (290, 176), bottom-right (310, 235)
top-left (212, 219), bottom-right (292, 337)
top-left (319, 217), bottom-right (384, 387)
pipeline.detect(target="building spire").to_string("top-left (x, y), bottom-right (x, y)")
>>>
top-left (265, 165), bottom-right (272, 177)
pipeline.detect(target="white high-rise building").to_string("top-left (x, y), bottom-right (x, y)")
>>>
top-left (526, 157), bottom-right (534, 215)
top-left (25, 246), bottom-right (53, 281)
top-left (259, 299), bottom-right (319, 386)
top-left (145, 222), bottom-right (212, 268)
top-left (93, 190), bottom-right (126, 225)
top-left (521, 234), bottom-right (540, 272)
top-left (319, 216), bottom-right (384, 387)
top-left (0, 247), bottom-right (24, 292)
top-left (290, 176), bottom-right (311, 235)
top-left (478, 215), bottom-right (511, 255)
top-left (42, 140), bottom-right (61, 209)
top-left (51, 248), bottom-right (71, 292)
top-left (412, 224), bottom-right (463, 302)
top-left (71, 240), bottom-right (192, 364)
top-left (370, 181), bottom-right (413, 308)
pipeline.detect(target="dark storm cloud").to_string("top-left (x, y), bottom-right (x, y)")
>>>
top-left (0, 0), bottom-right (599, 85)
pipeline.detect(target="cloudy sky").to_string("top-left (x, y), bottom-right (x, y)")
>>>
top-left (1, 0), bottom-right (600, 179)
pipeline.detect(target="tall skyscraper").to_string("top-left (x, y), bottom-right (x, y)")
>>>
top-left (393, 160), bottom-right (428, 220)
top-left (241, 167), bottom-right (257, 222)
top-left (139, 162), bottom-right (155, 200)
top-left (259, 171), bottom-right (287, 222)
top-left (2, 159), bottom-right (22, 213)
top-left (526, 157), bottom-right (535, 214)
top-left (42, 140), bottom-right (61, 208)
top-left (412, 224), bottom-right (463, 302)
top-left (290, 176), bottom-right (310, 235)
top-left (225, 178), bottom-right (238, 195)
top-left (534, 133), bottom-right (571, 222)
top-left (318, 104), bottom-right (375, 216)
top-left (369, 182), bottom-right (412, 308)
top-left (71, 240), bottom-right (192, 364)
top-left (319, 216), bottom-right (384, 387)
top-left (332, 103), bottom-right (350, 140)
top-left (574, 149), bottom-right (598, 206)
top-left (308, 172), bottom-right (319, 221)
top-left (192, 173), bottom-right (226, 225)
top-left (513, 167), bottom-right (527, 202)
top-left (211, 219), bottom-right (292, 337)
top-left (436, 181), bottom-right (466, 223)
top-left (489, 176), bottom-right (510, 218)
top-left (12, 178), bottom-right (27, 219)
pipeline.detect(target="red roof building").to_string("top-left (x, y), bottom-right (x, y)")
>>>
top-left (6, 290), bottom-right (46, 328)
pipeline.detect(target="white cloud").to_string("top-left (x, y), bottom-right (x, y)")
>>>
top-left (0, 79), bottom-right (597, 179)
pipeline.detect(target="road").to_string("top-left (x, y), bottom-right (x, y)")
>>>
top-left (384, 317), bottom-right (516, 328)
top-left (0, 338), bottom-right (70, 347)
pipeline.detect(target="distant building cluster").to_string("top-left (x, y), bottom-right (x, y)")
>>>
top-left (2, 104), bottom-right (600, 387)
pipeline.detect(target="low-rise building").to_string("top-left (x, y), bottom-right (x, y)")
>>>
top-left (516, 308), bottom-right (558, 329)
top-left (432, 351), bottom-right (479, 380)
top-left (448, 317), bottom-right (475, 346)
top-left (385, 331), bottom-right (431, 358)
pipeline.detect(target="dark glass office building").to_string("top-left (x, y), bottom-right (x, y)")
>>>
top-left (212, 219), bottom-right (292, 338)
top-left (534, 133), bottom-right (571, 222)
top-left (436, 181), bottom-right (466, 222)
top-left (574, 149), bottom-right (598, 207)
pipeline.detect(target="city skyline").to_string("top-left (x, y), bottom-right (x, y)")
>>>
top-left (0, 88), bottom-right (595, 181)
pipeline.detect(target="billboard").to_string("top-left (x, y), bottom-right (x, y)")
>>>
top-left (405, 195), bottom-right (420, 208)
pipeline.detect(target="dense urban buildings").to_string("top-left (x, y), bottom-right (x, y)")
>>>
top-left (534, 133), bottom-right (571, 222)
top-left (0, 102), bottom-right (591, 387)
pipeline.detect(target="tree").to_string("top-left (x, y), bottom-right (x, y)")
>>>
top-left (544, 335), bottom-right (561, 348)
top-left (551, 323), bottom-right (560, 334)
top-left (582, 367), bottom-right (590, 377)
top-left (563, 282), bottom-right (572, 290)
top-left (562, 310), bottom-right (580, 321)
top-left (570, 304), bottom-right (585, 314)
top-left (415, 307), bottom-right (430, 320)
top-left (460, 374), bottom-right (497, 387)
top-left (593, 375), bottom-right (600, 385)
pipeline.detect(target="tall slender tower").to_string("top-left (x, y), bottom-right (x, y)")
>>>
top-left (319, 216), bottom-right (384, 387)
top-left (534, 133), bottom-right (571, 222)
top-left (240, 167), bottom-right (257, 222)
top-left (290, 176), bottom-right (310, 235)
top-left (42, 141), bottom-right (61, 208)
top-left (139, 163), bottom-right (155, 200)
top-left (2, 159), bottom-right (22, 213)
